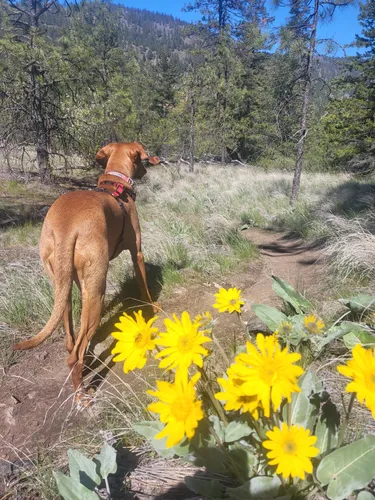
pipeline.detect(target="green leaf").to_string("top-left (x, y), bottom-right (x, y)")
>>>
top-left (94, 443), bottom-right (117, 479)
top-left (53, 472), bottom-right (99, 500)
top-left (285, 314), bottom-right (307, 346)
top-left (317, 435), bottom-right (375, 500)
top-left (289, 370), bottom-right (322, 429)
top-left (68, 449), bottom-right (101, 490)
top-left (315, 322), bottom-right (359, 352)
top-left (193, 446), bottom-right (228, 474)
top-left (184, 477), bottom-right (226, 498)
top-left (271, 275), bottom-right (310, 313)
top-left (224, 421), bottom-right (252, 443)
top-left (357, 492), bottom-right (375, 500)
top-left (227, 475), bottom-right (282, 499)
top-left (133, 421), bottom-right (190, 458)
top-left (315, 416), bottom-right (338, 456)
top-left (209, 415), bottom-right (225, 442)
top-left (339, 295), bottom-right (375, 314)
top-left (343, 330), bottom-right (375, 349)
top-left (226, 442), bottom-right (258, 478)
top-left (251, 304), bottom-right (288, 331)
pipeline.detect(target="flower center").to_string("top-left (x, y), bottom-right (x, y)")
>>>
top-left (171, 397), bottom-right (193, 421)
top-left (261, 366), bottom-right (278, 384)
top-left (366, 371), bottom-right (375, 389)
top-left (306, 322), bottom-right (318, 332)
top-left (283, 440), bottom-right (297, 454)
top-left (178, 334), bottom-right (194, 353)
top-left (232, 378), bottom-right (245, 387)
top-left (135, 331), bottom-right (149, 348)
top-left (238, 395), bottom-right (256, 404)
top-left (230, 299), bottom-right (237, 306)
top-left (280, 323), bottom-right (292, 335)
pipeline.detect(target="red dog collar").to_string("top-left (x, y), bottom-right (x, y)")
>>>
top-left (106, 171), bottom-right (134, 186)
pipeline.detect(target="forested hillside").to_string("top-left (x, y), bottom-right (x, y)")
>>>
top-left (0, 0), bottom-right (373, 187)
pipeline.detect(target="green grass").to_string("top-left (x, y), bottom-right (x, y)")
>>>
top-left (1, 221), bottom-right (42, 248)
top-left (161, 264), bottom-right (185, 295)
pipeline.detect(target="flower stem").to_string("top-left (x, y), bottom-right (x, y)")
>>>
top-left (306, 486), bottom-right (319, 499)
top-left (287, 402), bottom-right (292, 427)
top-left (250, 415), bottom-right (267, 441)
top-left (212, 332), bottom-right (231, 368)
top-left (200, 367), bottom-right (229, 426)
top-left (338, 392), bottom-right (356, 447)
top-left (236, 312), bottom-right (251, 341)
top-left (271, 411), bottom-right (279, 429)
top-left (105, 477), bottom-right (111, 497)
top-left (206, 418), bottom-right (245, 482)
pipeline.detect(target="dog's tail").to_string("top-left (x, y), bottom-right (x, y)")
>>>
top-left (13, 237), bottom-right (76, 351)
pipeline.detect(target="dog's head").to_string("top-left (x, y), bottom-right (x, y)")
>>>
top-left (130, 142), bottom-right (160, 179)
top-left (96, 142), bottom-right (160, 180)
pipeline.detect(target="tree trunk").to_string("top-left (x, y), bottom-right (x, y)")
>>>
top-left (189, 89), bottom-right (195, 173)
top-left (290, 0), bottom-right (319, 205)
top-left (30, 0), bottom-right (52, 183)
top-left (37, 146), bottom-right (52, 183)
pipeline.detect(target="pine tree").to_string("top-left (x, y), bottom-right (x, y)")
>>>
top-left (274, 0), bottom-right (355, 203)
top-left (0, 0), bottom-right (72, 181)
top-left (323, 0), bottom-right (375, 173)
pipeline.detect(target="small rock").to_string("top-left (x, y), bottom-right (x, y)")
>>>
top-left (11, 395), bottom-right (21, 405)
top-left (27, 391), bottom-right (37, 399)
top-left (4, 406), bottom-right (16, 426)
top-left (34, 351), bottom-right (48, 361)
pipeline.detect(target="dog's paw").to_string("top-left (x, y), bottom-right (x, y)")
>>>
top-left (152, 302), bottom-right (162, 313)
top-left (74, 390), bottom-right (95, 410)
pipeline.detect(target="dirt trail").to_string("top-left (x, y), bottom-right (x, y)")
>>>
top-left (243, 228), bottom-right (324, 305)
top-left (0, 228), bottom-right (325, 480)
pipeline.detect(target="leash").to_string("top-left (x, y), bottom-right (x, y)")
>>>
top-left (98, 180), bottom-right (136, 202)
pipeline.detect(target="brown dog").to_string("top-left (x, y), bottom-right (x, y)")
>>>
top-left (14, 142), bottom-right (160, 396)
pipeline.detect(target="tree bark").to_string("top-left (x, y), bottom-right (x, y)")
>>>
top-left (30, 0), bottom-right (52, 183)
top-left (189, 89), bottom-right (195, 173)
top-left (290, 0), bottom-right (319, 205)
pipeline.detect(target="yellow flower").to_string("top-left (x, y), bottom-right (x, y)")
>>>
top-left (337, 344), bottom-right (375, 418)
top-left (215, 372), bottom-right (259, 419)
top-left (213, 287), bottom-right (244, 313)
top-left (155, 311), bottom-right (212, 371)
top-left (195, 311), bottom-right (213, 327)
top-left (263, 423), bottom-right (319, 479)
top-left (147, 371), bottom-right (204, 448)
top-left (303, 314), bottom-right (325, 334)
top-left (111, 310), bottom-right (158, 373)
top-left (233, 334), bottom-right (304, 417)
top-left (275, 321), bottom-right (293, 336)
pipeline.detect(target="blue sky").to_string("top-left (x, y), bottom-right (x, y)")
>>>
top-left (119, 0), bottom-right (363, 56)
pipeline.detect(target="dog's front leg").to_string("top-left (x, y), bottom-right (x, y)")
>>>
top-left (130, 245), bottom-right (160, 313)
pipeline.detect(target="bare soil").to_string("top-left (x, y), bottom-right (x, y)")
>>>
top-left (0, 227), bottom-right (325, 498)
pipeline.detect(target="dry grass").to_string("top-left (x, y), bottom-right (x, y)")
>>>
top-left (2, 163), bottom-right (375, 498)
top-left (324, 216), bottom-right (375, 281)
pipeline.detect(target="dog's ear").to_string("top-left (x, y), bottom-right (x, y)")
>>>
top-left (133, 143), bottom-right (150, 161)
top-left (96, 144), bottom-right (113, 168)
top-left (147, 156), bottom-right (161, 165)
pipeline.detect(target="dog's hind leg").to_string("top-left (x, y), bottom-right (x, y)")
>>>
top-left (63, 288), bottom-right (74, 354)
top-left (64, 274), bottom-right (80, 354)
top-left (67, 265), bottom-right (107, 397)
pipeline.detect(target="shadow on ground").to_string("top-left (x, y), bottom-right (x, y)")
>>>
top-left (326, 181), bottom-right (375, 219)
top-left (0, 202), bottom-right (51, 228)
top-left (84, 263), bottom-right (163, 390)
